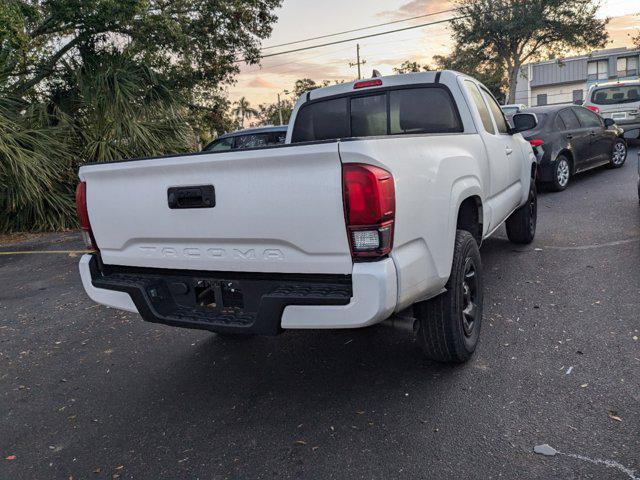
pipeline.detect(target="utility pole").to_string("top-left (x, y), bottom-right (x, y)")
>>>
top-left (277, 93), bottom-right (283, 125)
top-left (349, 43), bottom-right (367, 80)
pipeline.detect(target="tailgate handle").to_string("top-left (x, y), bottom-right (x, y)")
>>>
top-left (168, 185), bottom-right (215, 209)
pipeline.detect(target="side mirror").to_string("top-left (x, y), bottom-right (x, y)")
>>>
top-left (603, 118), bottom-right (615, 128)
top-left (511, 113), bottom-right (538, 133)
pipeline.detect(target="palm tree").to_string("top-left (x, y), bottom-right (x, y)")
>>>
top-left (0, 52), bottom-right (194, 232)
top-left (232, 97), bottom-right (259, 128)
top-left (0, 96), bottom-right (76, 232)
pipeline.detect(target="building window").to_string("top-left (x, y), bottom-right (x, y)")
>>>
top-left (587, 60), bottom-right (608, 81)
top-left (572, 89), bottom-right (584, 104)
top-left (617, 57), bottom-right (638, 78)
top-left (536, 94), bottom-right (548, 106)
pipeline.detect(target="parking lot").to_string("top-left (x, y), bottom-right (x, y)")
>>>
top-left (1, 148), bottom-right (639, 479)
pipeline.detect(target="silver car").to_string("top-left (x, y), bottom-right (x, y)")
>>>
top-left (584, 80), bottom-right (640, 140)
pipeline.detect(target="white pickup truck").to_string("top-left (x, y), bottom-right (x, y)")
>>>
top-left (77, 71), bottom-right (538, 363)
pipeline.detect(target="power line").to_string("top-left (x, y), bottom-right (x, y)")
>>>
top-left (241, 44), bottom-right (355, 74)
top-left (240, 0), bottom-right (626, 66)
top-left (235, 14), bottom-right (460, 64)
top-left (259, 7), bottom-right (456, 51)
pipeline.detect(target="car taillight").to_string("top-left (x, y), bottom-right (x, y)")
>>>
top-left (529, 139), bottom-right (544, 147)
top-left (342, 164), bottom-right (395, 260)
top-left (75, 182), bottom-right (98, 251)
top-left (354, 79), bottom-right (382, 89)
top-left (586, 105), bottom-right (600, 114)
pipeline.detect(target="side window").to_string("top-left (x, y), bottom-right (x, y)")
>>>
top-left (558, 109), bottom-right (580, 130)
top-left (481, 87), bottom-right (509, 134)
top-left (465, 81), bottom-right (495, 134)
top-left (268, 131), bottom-right (287, 145)
top-left (573, 107), bottom-right (602, 128)
top-left (554, 114), bottom-right (566, 131)
top-left (291, 98), bottom-right (349, 143)
top-left (572, 89), bottom-right (583, 103)
top-left (234, 133), bottom-right (270, 150)
top-left (206, 137), bottom-right (234, 151)
top-left (389, 87), bottom-right (462, 135)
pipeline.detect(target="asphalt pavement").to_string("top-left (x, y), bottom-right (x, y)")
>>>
top-left (1, 148), bottom-right (639, 480)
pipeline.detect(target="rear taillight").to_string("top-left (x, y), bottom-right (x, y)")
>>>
top-left (529, 139), bottom-right (544, 147)
top-left (342, 164), bottom-right (395, 260)
top-left (75, 182), bottom-right (98, 251)
top-left (586, 105), bottom-right (600, 114)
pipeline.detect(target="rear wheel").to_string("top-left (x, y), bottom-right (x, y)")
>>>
top-left (549, 155), bottom-right (570, 191)
top-left (414, 230), bottom-right (483, 363)
top-left (505, 180), bottom-right (537, 244)
top-left (609, 139), bottom-right (627, 168)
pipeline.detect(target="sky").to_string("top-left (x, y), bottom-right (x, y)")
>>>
top-left (227, 0), bottom-right (640, 107)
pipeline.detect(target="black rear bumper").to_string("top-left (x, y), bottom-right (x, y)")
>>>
top-left (88, 255), bottom-right (352, 335)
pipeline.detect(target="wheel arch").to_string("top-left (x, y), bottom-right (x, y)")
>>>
top-left (557, 149), bottom-right (574, 173)
top-left (457, 196), bottom-right (483, 246)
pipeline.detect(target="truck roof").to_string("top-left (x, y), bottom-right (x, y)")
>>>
top-left (303, 70), bottom-right (464, 103)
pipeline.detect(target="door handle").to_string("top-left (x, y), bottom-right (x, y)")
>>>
top-left (565, 134), bottom-right (573, 139)
top-left (168, 185), bottom-right (215, 209)
top-left (505, 147), bottom-right (513, 155)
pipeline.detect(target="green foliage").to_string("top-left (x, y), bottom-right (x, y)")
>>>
top-left (286, 78), bottom-right (331, 99)
top-left (232, 96), bottom-right (259, 128)
top-left (258, 98), bottom-right (293, 126)
top-left (450, 0), bottom-right (609, 103)
top-left (69, 53), bottom-right (193, 162)
top-left (0, 0), bottom-right (282, 232)
top-left (0, 97), bottom-right (75, 232)
top-left (393, 61), bottom-right (432, 74)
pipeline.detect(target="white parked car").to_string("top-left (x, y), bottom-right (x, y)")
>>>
top-left (77, 71), bottom-right (538, 363)
top-left (501, 103), bottom-right (528, 116)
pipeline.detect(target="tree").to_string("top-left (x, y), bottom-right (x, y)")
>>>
top-left (433, 47), bottom-right (507, 102)
top-left (0, 96), bottom-right (75, 232)
top-left (2, 0), bottom-right (282, 93)
top-left (393, 60), bottom-right (432, 74)
top-left (286, 78), bottom-right (331, 99)
top-left (450, 0), bottom-right (609, 103)
top-left (258, 98), bottom-right (293, 126)
top-left (232, 97), bottom-right (259, 128)
top-left (0, 0), bottom-right (283, 232)
top-left (254, 78), bottom-right (339, 127)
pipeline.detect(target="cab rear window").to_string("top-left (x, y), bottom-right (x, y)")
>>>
top-left (291, 86), bottom-right (462, 143)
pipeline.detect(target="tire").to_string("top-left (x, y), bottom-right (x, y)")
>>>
top-left (505, 180), bottom-right (537, 244)
top-left (609, 139), bottom-right (627, 168)
top-left (414, 230), bottom-right (483, 363)
top-left (548, 155), bottom-right (571, 191)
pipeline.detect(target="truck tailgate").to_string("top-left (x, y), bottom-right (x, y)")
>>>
top-left (80, 143), bottom-right (352, 274)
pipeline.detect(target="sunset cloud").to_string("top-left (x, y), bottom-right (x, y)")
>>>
top-left (229, 0), bottom-right (639, 106)
top-left (378, 0), bottom-right (454, 20)
top-left (606, 13), bottom-right (640, 47)
top-left (247, 77), bottom-right (278, 89)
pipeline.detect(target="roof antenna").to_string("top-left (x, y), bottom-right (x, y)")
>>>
top-left (372, 69), bottom-right (382, 78)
